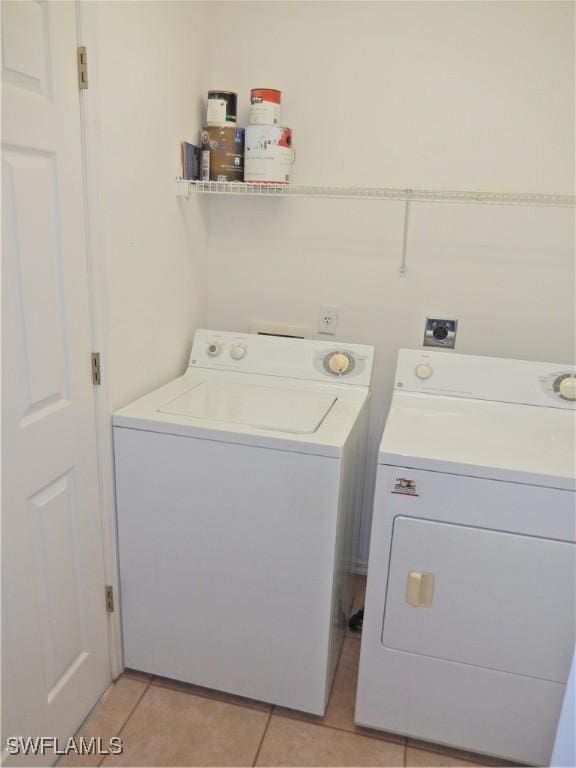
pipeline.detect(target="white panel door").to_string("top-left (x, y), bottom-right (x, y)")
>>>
top-left (1, 2), bottom-right (111, 764)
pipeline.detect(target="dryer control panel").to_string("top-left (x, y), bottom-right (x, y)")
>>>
top-left (188, 329), bottom-right (374, 386)
top-left (394, 349), bottom-right (576, 409)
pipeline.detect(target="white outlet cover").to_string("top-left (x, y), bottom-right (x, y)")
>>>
top-left (318, 306), bottom-right (338, 335)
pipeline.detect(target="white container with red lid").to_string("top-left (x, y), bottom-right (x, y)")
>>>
top-left (244, 124), bottom-right (293, 183)
top-left (249, 88), bottom-right (281, 126)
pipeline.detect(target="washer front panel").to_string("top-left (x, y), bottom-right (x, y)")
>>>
top-left (114, 425), bottom-right (350, 716)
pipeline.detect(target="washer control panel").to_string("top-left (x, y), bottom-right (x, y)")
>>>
top-left (204, 338), bottom-right (247, 361)
top-left (189, 330), bottom-right (374, 386)
top-left (204, 339), bottom-right (249, 361)
top-left (315, 349), bottom-right (369, 379)
top-left (230, 343), bottom-right (247, 360)
top-left (323, 351), bottom-right (355, 376)
top-left (206, 341), bottom-right (223, 357)
top-left (540, 372), bottom-right (576, 403)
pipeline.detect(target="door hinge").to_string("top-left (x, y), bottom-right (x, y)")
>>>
top-left (105, 585), bottom-right (114, 612)
top-left (77, 46), bottom-right (88, 89)
top-left (91, 352), bottom-right (101, 386)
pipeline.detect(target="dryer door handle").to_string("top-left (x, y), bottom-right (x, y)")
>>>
top-left (406, 571), bottom-right (435, 608)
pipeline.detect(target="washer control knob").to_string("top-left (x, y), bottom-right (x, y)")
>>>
top-left (230, 344), bottom-right (246, 361)
top-left (415, 363), bottom-right (433, 380)
top-left (206, 341), bottom-right (222, 357)
top-left (328, 352), bottom-right (351, 375)
top-left (559, 375), bottom-right (576, 400)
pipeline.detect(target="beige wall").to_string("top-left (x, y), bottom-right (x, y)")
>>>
top-left (81, 0), bottom-right (208, 410)
top-left (84, 1), bottom-right (574, 569)
top-left (201, 1), bottom-right (575, 567)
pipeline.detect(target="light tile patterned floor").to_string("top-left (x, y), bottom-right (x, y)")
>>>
top-left (65, 577), bottom-right (523, 767)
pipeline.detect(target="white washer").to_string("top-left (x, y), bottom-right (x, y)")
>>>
top-left (355, 349), bottom-right (576, 766)
top-left (113, 329), bottom-right (374, 715)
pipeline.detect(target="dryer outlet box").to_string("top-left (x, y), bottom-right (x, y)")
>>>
top-left (424, 318), bottom-right (458, 349)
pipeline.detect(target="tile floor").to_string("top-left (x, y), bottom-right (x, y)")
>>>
top-left (64, 578), bottom-right (523, 768)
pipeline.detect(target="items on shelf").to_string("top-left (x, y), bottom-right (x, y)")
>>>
top-left (180, 142), bottom-right (200, 180)
top-left (249, 88), bottom-right (281, 126)
top-left (245, 87), bottom-right (293, 184)
top-left (206, 91), bottom-right (238, 127)
top-left (200, 126), bottom-right (244, 182)
top-left (244, 125), bottom-right (293, 184)
top-left (196, 88), bottom-right (294, 183)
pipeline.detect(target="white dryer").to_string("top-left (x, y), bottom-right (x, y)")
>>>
top-left (355, 349), bottom-right (576, 766)
top-left (113, 329), bottom-right (373, 715)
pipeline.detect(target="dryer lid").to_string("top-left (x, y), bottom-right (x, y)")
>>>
top-left (158, 379), bottom-right (337, 435)
top-left (379, 392), bottom-right (576, 490)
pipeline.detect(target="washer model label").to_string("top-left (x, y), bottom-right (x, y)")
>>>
top-left (391, 478), bottom-right (419, 497)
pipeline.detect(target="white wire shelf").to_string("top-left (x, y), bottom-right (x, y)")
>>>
top-left (176, 179), bottom-right (575, 208)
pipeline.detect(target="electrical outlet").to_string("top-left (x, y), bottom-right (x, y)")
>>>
top-left (318, 306), bottom-right (338, 335)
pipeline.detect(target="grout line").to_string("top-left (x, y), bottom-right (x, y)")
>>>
top-left (118, 672), bottom-right (510, 768)
top-left (324, 720), bottom-right (404, 746)
top-left (274, 706), bottom-right (502, 768)
top-left (149, 677), bottom-right (273, 715)
top-left (405, 740), bottom-right (520, 768)
top-left (274, 710), bottom-right (406, 747)
top-left (100, 679), bottom-right (152, 765)
top-left (118, 679), bottom-right (152, 736)
top-left (251, 706), bottom-right (274, 767)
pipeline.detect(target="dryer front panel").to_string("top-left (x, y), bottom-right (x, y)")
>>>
top-left (382, 517), bottom-right (575, 683)
top-left (356, 466), bottom-right (576, 764)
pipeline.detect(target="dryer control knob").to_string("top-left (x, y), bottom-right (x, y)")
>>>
top-left (559, 375), bottom-right (576, 400)
top-left (415, 363), bottom-right (433, 380)
top-left (206, 341), bottom-right (222, 357)
top-left (328, 353), bottom-right (351, 374)
top-left (230, 344), bottom-right (246, 361)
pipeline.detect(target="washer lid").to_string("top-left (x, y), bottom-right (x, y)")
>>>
top-left (158, 380), bottom-right (337, 434)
